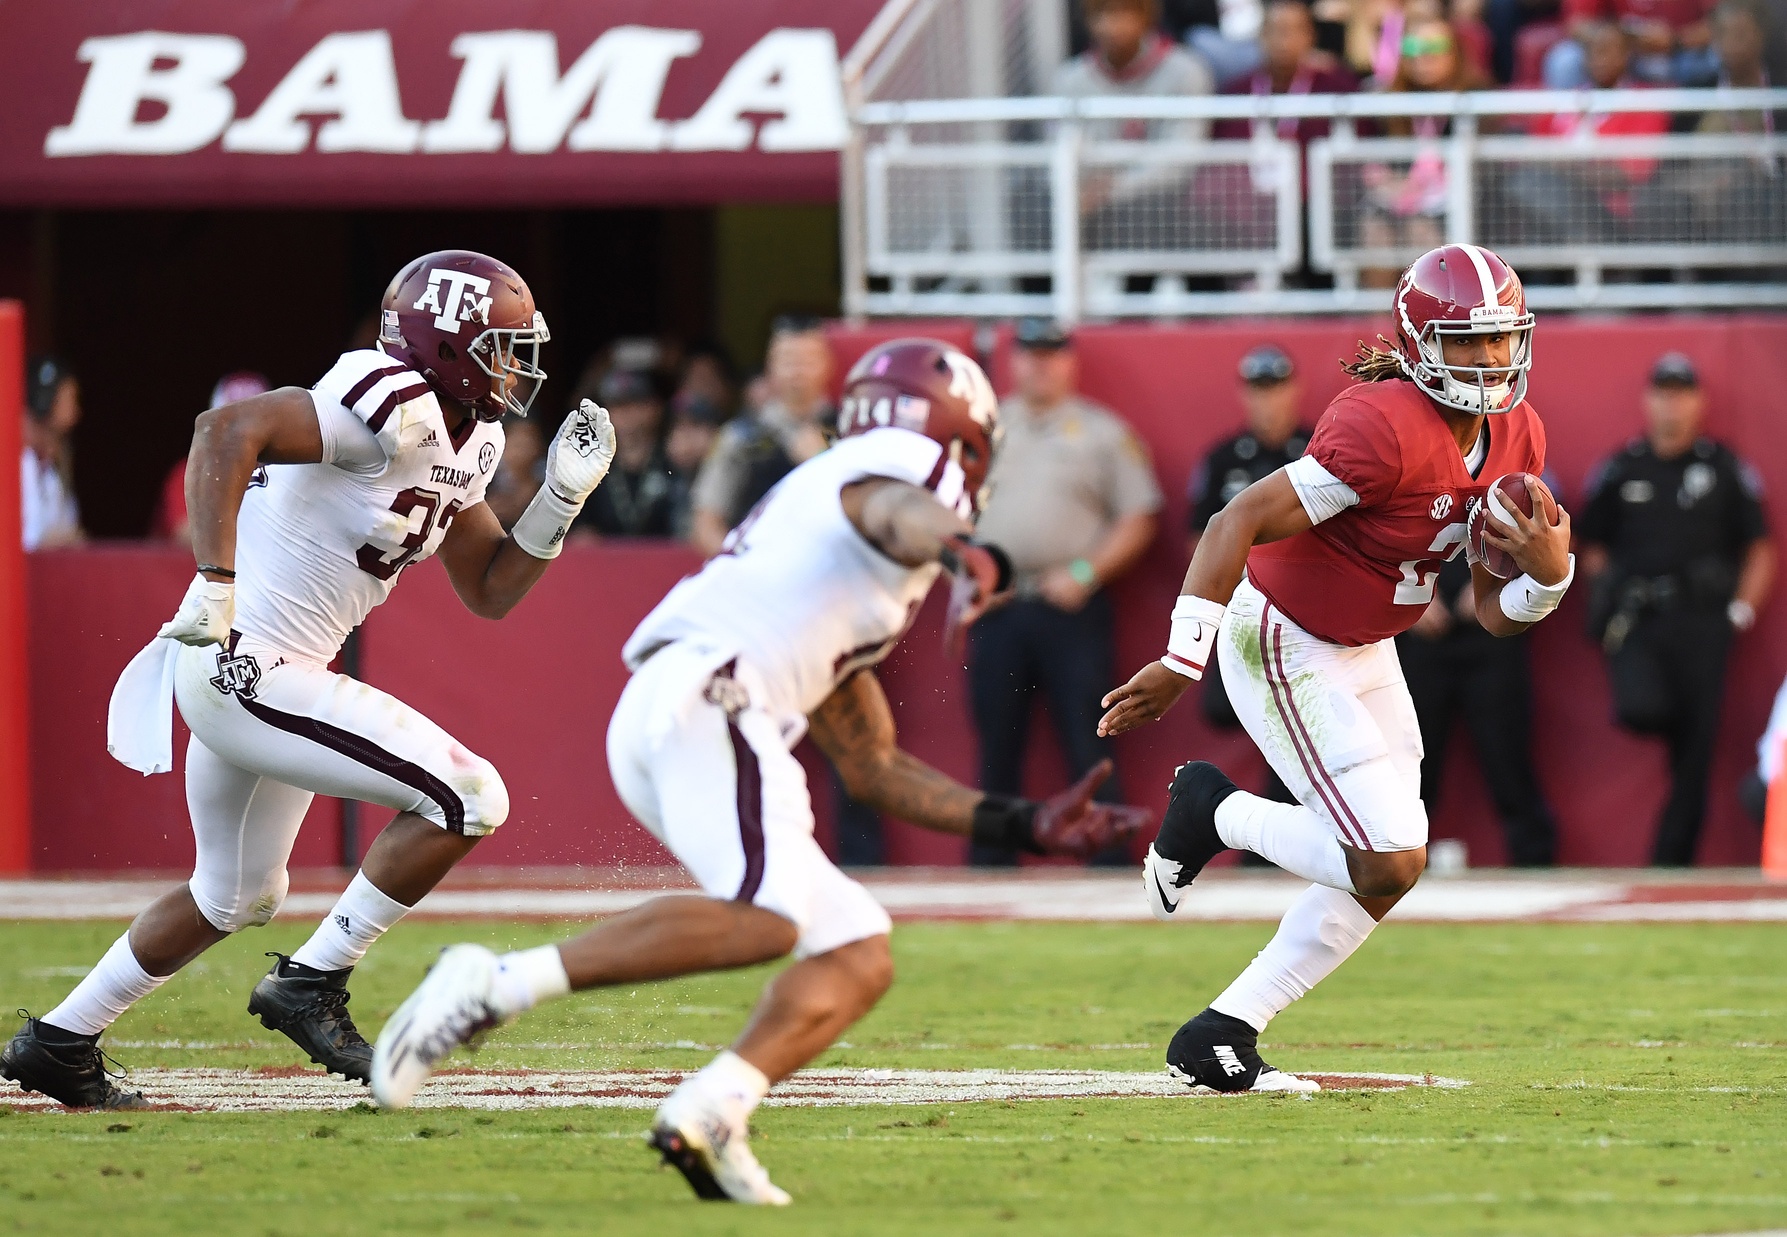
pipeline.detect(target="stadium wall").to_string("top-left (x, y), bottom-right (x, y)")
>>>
top-left (27, 316), bottom-right (1787, 872)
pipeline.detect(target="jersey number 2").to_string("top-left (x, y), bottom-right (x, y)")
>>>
top-left (1394, 523), bottom-right (1468, 605)
top-left (356, 487), bottom-right (463, 581)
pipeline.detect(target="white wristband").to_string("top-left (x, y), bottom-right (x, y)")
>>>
top-left (1161, 594), bottom-right (1227, 680)
top-left (1499, 554), bottom-right (1575, 624)
top-left (510, 484), bottom-right (584, 560)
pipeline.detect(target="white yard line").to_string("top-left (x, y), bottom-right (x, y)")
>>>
top-left (0, 874), bottom-right (1782, 922)
top-left (0, 1067), bottom-right (1468, 1114)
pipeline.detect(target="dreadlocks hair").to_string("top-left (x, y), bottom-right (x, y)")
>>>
top-left (1341, 335), bottom-right (1409, 383)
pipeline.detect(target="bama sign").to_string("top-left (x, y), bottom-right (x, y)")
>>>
top-left (0, 0), bottom-right (886, 208)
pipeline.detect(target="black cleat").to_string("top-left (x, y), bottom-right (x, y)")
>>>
top-left (1, 1012), bottom-right (146, 1110)
top-left (247, 954), bottom-right (373, 1083)
top-left (1142, 762), bottom-right (1239, 919)
top-left (1166, 1008), bottom-right (1318, 1094)
top-left (650, 1125), bottom-right (731, 1201)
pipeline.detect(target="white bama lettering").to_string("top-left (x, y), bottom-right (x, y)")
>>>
top-left (46, 34), bottom-right (245, 156)
top-left (223, 31), bottom-right (419, 154)
top-left (671, 29), bottom-right (846, 152)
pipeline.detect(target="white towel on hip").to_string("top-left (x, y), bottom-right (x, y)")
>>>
top-left (107, 637), bottom-right (181, 775)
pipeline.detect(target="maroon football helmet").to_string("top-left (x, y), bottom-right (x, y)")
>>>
top-left (378, 250), bottom-right (549, 421)
top-left (839, 338), bottom-right (1000, 512)
top-left (1393, 243), bottom-right (1533, 415)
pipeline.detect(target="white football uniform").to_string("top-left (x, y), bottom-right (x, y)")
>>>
top-left (609, 428), bottom-right (968, 957)
top-left (121, 349), bottom-right (511, 934)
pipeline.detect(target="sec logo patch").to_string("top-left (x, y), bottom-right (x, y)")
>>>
top-left (478, 442), bottom-right (496, 474)
top-left (1430, 494), bottom-right (1454, 520)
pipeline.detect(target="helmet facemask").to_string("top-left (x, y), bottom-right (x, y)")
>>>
top-left (1402, 306), bottom-right (1533, 416)
top-left (468, 311), bottom-right (551, 421)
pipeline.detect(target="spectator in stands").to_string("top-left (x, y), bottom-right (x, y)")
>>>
top-left (20, 356), bottom-right (83, 551)
top-left (153, 371), bottom-right (269, 544)
top-left (1356, 15), bottom-right (1492, 284)
top-left (664, 392), bottom-right (724, 541)
top-left (574, 369), bottom-right (678, 539)
top-left (1494, 24), bottom-right (1668, 245)
top-left (675, 342), bottom-right (739, 421)
top-left (484, 415), bottom-right (545, 530)
top-left (1054, 0), bottom-right (1216, 271)
top-left (1187, 345), bottom-right (1311, 829)
top-left (1485, 0), bottom-right (1564, 82)
top-left (1215, 1), bottom-right (1359, 142)
top-left (966, 319), bottom-right (1162, 865)
top-left (688, 316), bottom-right (834, 556)
top-left (1397, 544), bottom-right (1560, 867)
top-left (1544, 0), bottom-right (1717, 83)
top-left (1579, 352), bottom-right (1775, 865)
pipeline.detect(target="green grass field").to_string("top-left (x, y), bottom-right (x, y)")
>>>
top-left (0, 917), bottom-right (1782, 1236)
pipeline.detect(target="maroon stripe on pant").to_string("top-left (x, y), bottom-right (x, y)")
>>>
top-left (1265, 611), bottom-right (1372, 850)
top-left (726, 719), bottom-right (766, 903)
top-left (1258, 605), bottom-right (1366, 850)
top-left (236, 696), bottom-right (467, 834)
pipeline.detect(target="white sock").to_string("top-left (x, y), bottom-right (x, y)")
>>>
top-left (43, 933), bottom-right (172, 1037)
top-left (290, 871), bottom-right (411, 972)
top-left (1215, 792), bottom-right (1357, 893)
top-left (689, 1050), bottom-right (773, 1124)
top-left (490, 945), bottom-right (572, 1016)
top-left (1210, 884), bottom-right (1378, 1032)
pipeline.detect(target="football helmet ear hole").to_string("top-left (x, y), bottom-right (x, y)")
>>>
top-left (438, 341), bottom-right (458, 363)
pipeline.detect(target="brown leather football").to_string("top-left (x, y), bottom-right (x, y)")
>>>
top-left (1468, 473), bottom-right (1558, 578)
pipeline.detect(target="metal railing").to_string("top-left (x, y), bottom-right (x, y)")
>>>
top-left (845, 89), bottom-right (1787, 321)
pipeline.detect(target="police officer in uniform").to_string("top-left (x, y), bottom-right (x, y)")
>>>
top-left (1397, 551), bottom-right (1560, 865)
top-left (967, 319), bottom-right (1163, 865)
top-left (1187, 345), bottom-right (1312, 819)
top-left (1579, 352), bottom-right (1776, 865)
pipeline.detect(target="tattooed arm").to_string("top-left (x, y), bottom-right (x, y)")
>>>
top-left (807, 671), bottom-right (1154, 855)
top-left (808, 669), bottom-right (981, 834)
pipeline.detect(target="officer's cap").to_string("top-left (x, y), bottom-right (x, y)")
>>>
top-left (1239, 344), bottom-right (1296, 386)
top-left (1014, 318), bottom-right (1074, 351)
top-left (1649, 352), bottom-right (1699, 389)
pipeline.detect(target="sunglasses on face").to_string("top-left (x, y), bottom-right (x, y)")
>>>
top-left (1402, 33), bottom-right (1455, 56)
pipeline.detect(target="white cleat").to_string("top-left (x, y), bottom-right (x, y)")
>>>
top-left (1143, 844), bottom-right (1188, 921)
top-left (371, 943), bottom-right (506, 1109)
top-left (649, 1083), bottom-right (791, 1205)
top-left (1167, 1062), bottom-right (1322, 1094)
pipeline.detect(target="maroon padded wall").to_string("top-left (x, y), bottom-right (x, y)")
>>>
top-left (29, 314), bottom-right (1787, 870)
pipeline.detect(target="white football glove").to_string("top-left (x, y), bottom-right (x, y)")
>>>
top-left (543, 400), bottom-right (616, 503)
top-left (157, 574), bottom-right (235, 647)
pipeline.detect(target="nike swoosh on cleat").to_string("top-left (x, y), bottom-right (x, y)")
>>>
top-left (1151, 868), bottom-right (1179, 914)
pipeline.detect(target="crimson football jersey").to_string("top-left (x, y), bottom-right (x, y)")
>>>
top-left (1246, 379), bottom-right (1546, 646)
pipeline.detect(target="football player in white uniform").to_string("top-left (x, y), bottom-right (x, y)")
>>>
top-left (371, 339), bottom-right (1151, 1203)
top-left (2, 250), bottom-right (616, 1110)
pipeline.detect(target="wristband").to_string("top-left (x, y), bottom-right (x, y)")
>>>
top-left (511, 484), bottom-right (584, 560)
top-left (195, 563), bottom-right (236, 579)
top-left (1160, 594), bottom-right (1227, 680)
top-left (1068, 558), bottom-right (1098, 588)
top-left (1498, 554), bottom-right (1575, 624)
top-left (970, 795), bottom-right (1043, 854)
top-left (1729, 599), bottom-right (1757, 632)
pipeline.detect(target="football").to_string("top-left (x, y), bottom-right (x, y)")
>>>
top-left (1468, 472), bottom-right (1559, 578)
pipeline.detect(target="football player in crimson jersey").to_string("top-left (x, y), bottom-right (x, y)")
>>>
top-left (1099, 244), bottom-right (1576, 1092)
top-left (2, 251), bottom-right (616, 1110)
top-left (371, 339), bottom-right (1149, 1204)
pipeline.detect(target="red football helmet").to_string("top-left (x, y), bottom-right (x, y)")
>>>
top-left (378, 250), bottom-right (549, 421)
top-left (839, 338), bottom-right (1001, 513)
top-left (1393, 243), bottom-right (1533, 415)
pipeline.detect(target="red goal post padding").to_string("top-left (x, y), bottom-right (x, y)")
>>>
top-left (0, 302), bottom-right (27, 872)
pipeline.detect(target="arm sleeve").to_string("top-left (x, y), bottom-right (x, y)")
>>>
top-left (1303, 398), bottom-right (1401, 507)
top-left (315, 397), bottom-right (388, 476)
top-left (311, 350), bottom-right (431, 462)
top-left (1728, 455), bottom-right (1769, 548)
top-left (1106, 424), bottom-right (1165, 518)
top-left (1282, 455), bottom-right (1361, 525)
top-left (1574, 457), bottom-right (1622, 546)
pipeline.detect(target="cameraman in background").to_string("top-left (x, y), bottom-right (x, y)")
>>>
top-left (1579, 353), bottom-right (1775, 865)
